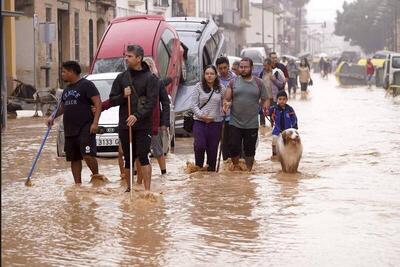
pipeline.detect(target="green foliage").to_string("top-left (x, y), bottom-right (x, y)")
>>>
top-left (334, 0), bottom-right (387, 53)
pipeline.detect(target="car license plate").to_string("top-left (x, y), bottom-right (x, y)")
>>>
top-left (97, 138), bottom-right (119, 146)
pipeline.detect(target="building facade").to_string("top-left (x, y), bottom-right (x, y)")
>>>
top-left (13, 0), bottom-right (115, 91)
top-left (116, 0), bottom-right (172, 17)
top-left (170, 0), bottom-right (251, 56)
top-left (246, 1), bottom-right (283, 54)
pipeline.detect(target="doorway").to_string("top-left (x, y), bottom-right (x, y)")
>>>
top-left (57, 9), bottom-right (70, 88)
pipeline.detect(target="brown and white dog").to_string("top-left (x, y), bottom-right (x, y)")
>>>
top-left (276, 128), bottom-right (303, 173)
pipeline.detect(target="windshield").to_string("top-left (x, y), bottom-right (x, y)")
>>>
top-left (177, 32), bottom-right (201, 85)
top-left (91, 79), bottom-right (114, 101)
top-left (241, 50), bottom-right (264, 64)
top-left (392, 57), bottom-right (400, 68)
top-left (92, 58), bottom-right (126, 74)
top-left (372, 54), bottom-right (387, 59)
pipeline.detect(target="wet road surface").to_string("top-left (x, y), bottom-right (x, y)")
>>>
top-left (2, 76), bottom-right (400, 266)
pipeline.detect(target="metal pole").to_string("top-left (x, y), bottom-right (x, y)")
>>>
top-left (1, 30), bottom-right (6, 130)
top-left (272, 6), bottom-right (275, 52)
top-left (33, 14), bottom-right (37, 91)
top-left (262, 0), bottom-right (265, 47)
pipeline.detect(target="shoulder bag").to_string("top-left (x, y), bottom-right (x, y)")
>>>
top-left (127, 71), bottom-right (147, 115)
top-left (183, 89), bottom-right (214, 133)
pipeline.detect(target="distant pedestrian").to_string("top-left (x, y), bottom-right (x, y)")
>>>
top-left (223, 57), bottom-right (269, 171)
top-left (319, 57), bottom-right (327, 78)
top-left (298, 58), bottom-right (311, 97)
top-left (269, 52), bottom-right (289, 82)
top-left (287, 59), bottom-right (299, 96)
top-left (191, 65), bottom-right (225, 171)
top-left (266, 90), bottom-right (298, 161)
top-left (261, 58), bottom-right (285, 104)
top-left (216, 56), bottom-right (236, 160)
top-left (231, 60), bottom-right (241, 76)
top-left (365, 58), bottom-right (375, 88)
top-left (46, 61), bottom-right (102, 184)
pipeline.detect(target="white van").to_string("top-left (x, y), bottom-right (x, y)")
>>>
top-left (240, 47), bottom-right (267, 77)
top-left (383, 52), bottom-right (400, 92)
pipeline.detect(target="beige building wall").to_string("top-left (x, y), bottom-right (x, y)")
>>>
top-left (15, 16), bottom-right (34, 85)
top-left (246, 4), bottom-right (276, 51)
top-left (179, 0), bottom-right (196, 16)
top-left (21, 0), bottom-right (116, 89)
top-left (4, 0), bottom-right (17, 94)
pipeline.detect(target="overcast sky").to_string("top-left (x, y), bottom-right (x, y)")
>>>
top-left (306, 0), bottom-right (355, 23)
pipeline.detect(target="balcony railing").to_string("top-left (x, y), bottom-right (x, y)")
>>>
top-left (96, 0), bottom-right (116, 7)
top-left (116, 6), bottom-right (146, 17)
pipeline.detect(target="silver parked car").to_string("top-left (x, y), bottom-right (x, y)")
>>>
top-left (57, 72), bottom-right (120, 157)
top-left (166, 17), bottom-right (226, 133)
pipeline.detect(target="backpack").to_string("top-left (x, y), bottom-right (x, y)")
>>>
top-left (273, 69), bottom-right (285, 91)
top-left (228, 76), bottom-right (264, 97)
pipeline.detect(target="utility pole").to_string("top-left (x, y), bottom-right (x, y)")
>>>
top-left (272, 5), bottom-right (275, 52)
top-left (262, 0), bottom-right (265, 47)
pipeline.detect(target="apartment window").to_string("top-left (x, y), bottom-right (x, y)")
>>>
top-left (157, 40), bottom-right (170, 78)
top-left (74, 12), bottom-right (80, 61)
top-left (45, 7), bottom-right (52, 60)
top-left (154, 0), bottom-right (169, 6)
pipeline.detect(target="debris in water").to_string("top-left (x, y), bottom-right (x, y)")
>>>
top-left (90, 174), bottom-right (109, 184)
top-left (224, 159), bottom-right (248, 171)
top-left (185, 161), bottom-right (208, 173)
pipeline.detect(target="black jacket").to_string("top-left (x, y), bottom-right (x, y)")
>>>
top-left (109, 62), bottom-right (159, 130)
top-left (159, 77), bottom-right (172, 127)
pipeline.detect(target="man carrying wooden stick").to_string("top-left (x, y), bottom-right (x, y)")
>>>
top-left (109, 45), bottom-right (159, 193)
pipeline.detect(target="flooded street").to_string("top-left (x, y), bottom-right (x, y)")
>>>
top-left (2, 76), bottom-right (400, 266)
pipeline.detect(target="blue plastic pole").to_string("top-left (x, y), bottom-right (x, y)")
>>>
top-left (25, 104), bottom-right (59, 186)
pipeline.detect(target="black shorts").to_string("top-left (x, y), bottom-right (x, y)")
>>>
top-left (119, 128), bottom-right (152, 168)
top-left (300, 82), bottom-right (308, 91)
top-left (229, 125), bottom-right (258, 158)
top-left (64, 125), bottom-right (97, 161)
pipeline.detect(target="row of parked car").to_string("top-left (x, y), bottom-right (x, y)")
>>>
top-left (57, 15), bottom-right (226, 157)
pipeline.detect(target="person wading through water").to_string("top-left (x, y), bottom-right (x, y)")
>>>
top-left (135, 57), bottom-right (171, 187)
top-left (46, 61), bottom-right (102, 184)
top-left (223, 57), bottom-right (269, 171)
top-left (216, 56), bottom-right (236, 161)
top-left (191, 65), bottom-right (226, 171)
top-left (109, 44), bottom-right (159, 193)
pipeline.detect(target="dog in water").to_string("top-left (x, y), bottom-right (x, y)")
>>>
top-left (276, 128), bottom-right (303, 173)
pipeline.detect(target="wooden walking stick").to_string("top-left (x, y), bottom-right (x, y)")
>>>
top-left (216, 113), bottom-right (227, 173)
top-left (127, 94), bottom-right (134, 200)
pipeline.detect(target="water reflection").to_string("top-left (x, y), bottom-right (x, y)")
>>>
top-left (2, 76), bottom-right (400, 266)
top-left (188, 172), bottom-right (260, 256)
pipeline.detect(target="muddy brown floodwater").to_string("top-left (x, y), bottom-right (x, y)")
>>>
top-left (2, 76), bottom-right (400, 266)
